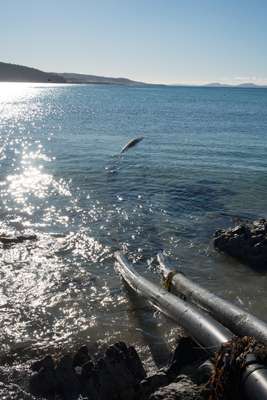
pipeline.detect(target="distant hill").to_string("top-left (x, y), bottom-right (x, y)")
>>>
top-left (204, 82), bottom-right (267, 88)
top-left (60, 72), bottom-right (146, 85)
top-left (0, 61), bottom-right (65, 83)
top-left (0, 61), bottom-right (146, 85)
top-left (204, 82), bottom-right (231, 87)
top-left (1, 62), bottom-right (266, 88)
top-left (236, 83), bottom-right (259, 88)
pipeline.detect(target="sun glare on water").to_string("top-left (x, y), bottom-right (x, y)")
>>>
top-left (0, 82), bottom-right (65, 103)
top-left (0, 82), bottom-right (41, 102)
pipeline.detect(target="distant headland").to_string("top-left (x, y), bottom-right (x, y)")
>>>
top-left (0, 61), bottom-right (146, 86)
top-left (0, 61), bottom-right (266, 88)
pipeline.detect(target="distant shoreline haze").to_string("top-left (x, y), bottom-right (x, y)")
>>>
top-left (0, 61), bottom-right (267, 88)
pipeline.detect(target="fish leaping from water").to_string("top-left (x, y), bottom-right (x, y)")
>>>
top-left (120, 136), bottom-right (144, 154)
top-left (106, 136), bottom-right (144, 175)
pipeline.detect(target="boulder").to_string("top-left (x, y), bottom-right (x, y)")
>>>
top-left (28, 342), bottom-right (146, 399)
top-left (72, 345), bottom-right (91, 370)
top-left (31, 355), bottom-right (55, 372)
top-left (25, 340), bottom-right (208, 400)
top-left (166, 337), bottom-right (206, 380)
top-left (139, 371), bottom-right (169, 399)
top-left (148, 375), bottom-right (205, 400)
top-left (29, 355), bottom-right (56, 399)
top-left (55, 354), bottom-right (81, 400)
top-left (214, 219), bottom-right (267, 268)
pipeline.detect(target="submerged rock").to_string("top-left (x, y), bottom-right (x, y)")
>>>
top-left (0, 234), bottom-right (37, 246)
top-left (214, 219), bottom-right (267, 268)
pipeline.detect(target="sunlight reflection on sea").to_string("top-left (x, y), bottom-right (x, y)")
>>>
top-left (0, 83), bottom-right (266, 368)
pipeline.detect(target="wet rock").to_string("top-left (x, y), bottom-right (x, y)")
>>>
top-left (102, 343), bottom-right (138, 399)
top-left (149, 375), bottom-right (205, 400)
top-left (72, 345), bottom-right (91, 369)
top-left (30, 357), bottom-right (56, 399)
top-left (0, 381), bottom-right (35, 400)
top-left (112, 341), bottom-right (146, 381)
top-left (214, 219), bottom-right (267, 268)
top-left (189, 360), bottom-right (213, 385)
top-left (0, 234), bottom-right (37, 246)
top-left (166, 337), bottom-right (206, 380)
top-left (178, 361), bottom-right (213, 387)
top-left (80, 360), bottom-right (99, 400)
top-left (94, 357), bottom-right (120, 399)
top-left (55, 354), bottom-right (81, 400)
top-left (29, 356), bottom-right (57, 399)
top-left (138, 337), bottom-right (209, 399)
top-left (28, 342), bottom-right (145, 399)
top-left (81, 359), bottom-right (95, 378)
top-left (24, 340), bottom-right (208, 400)
top-left (31, 355), bottom-right (54, 372)
top-left (127, 345), bottom-right (147, 381)
top-left (139, 371), bottom-right (169, 399)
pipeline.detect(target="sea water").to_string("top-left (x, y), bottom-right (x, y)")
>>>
top-left (0, 83), bottom-right (266, 366)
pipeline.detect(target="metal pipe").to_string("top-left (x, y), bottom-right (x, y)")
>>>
top-left (115, 252), bottom-right (231, 353)
top-left (115, 252), bottom-right (267, 400)
top-left (157, 253), bottom-right (267, 345)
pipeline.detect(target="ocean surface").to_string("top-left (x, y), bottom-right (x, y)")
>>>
top-left (0, 83), bottom-right (267, 367)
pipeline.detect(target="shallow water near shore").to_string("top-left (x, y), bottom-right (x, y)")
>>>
top-left (0, 83), bottom-right (267, 366)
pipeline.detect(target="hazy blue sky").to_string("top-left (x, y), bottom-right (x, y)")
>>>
top-left (1, 0), bottom-right (267, 84)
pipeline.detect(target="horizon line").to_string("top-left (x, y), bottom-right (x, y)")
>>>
top-left (1, 59), bottom-right (267, 87)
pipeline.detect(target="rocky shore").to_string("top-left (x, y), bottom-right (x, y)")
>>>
top-left (0, 336), bottom-right (210, 400)
top-left (214, 219), bottom-right (267, 269)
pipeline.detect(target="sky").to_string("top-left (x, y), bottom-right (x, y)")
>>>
top-left (1, 0), bottom-right (267, 85)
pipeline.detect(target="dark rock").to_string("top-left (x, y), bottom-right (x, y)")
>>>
top-left (111, 342), bottom-right (146, 381)
top-left (114, 341), bottom-right (128, 353)
top-left (139, 371), bottom-right (169, 399)
top-left (195, 360), bottom-right (214, 384)
top-left (16, 234), bottom-right (37, 242)
top-left (214, 219), bottom-right (267, 268)
top-left (4, 341), bottom-right (209, 400)
top-left (80, 361), bottom-right (99, 400)
top-left (149, 375), bottom-right (205, 400)
top-left (179, 360), bottom-right (213, 385)
top-left (72, 345), bottom-right (91, 369)
top-left (0, 234), bottom-right (37, 246)
top-left (32, 342), bottom-right (146, 400)
top-left (29, 357), bottom-right (57, 399)
top-left (166, 337), bottom-right (206, 380)
top-left (103, 344), bottom-right (137, 399)
top-left (94, 357), bottom-right (119, 399)
top-left (55, 354), bottom-right (81, 400)
top-left (31, 355), bottom-right (54, 372)
top-left (81, 360), bottom-right (95, 378)
top-left (81, 342), bottom-right (144, 400)
top-left (128, 345), bottom-right (147, 381)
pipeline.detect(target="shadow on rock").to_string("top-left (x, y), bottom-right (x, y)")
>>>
top-left (214, 219), bottom-right (267, 270)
